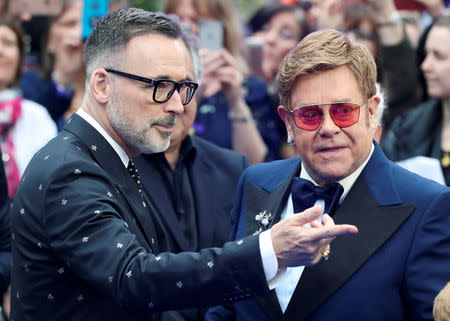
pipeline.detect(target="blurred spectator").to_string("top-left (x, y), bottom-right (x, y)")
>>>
top-left (20, 0), bottom-right (84, 130)
top-left (434, 282), bottom-right (450, 321)
top-left (248, 3), bottom-right (308, 84)
top-left (292, 0), bottom-right (322, 31)
top-left (0, 18), bottom-right (57, 199)
top-left (20, 0), bottom-right (131, 131)
top-left (382, 15), bottom-right (450, 186)
top-left (415, 0), bottom-right (450, 103)
top-left (165, 0), bottom-right (199, 34)
top-left (247, 2), bottom-right (308, 159)
top-left (165, 0), bottom-right (280, 163)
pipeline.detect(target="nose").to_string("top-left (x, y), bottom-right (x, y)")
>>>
top-left (421, 54), bottom-right (432, 74)
top-left (264, 29), bottom-right (278, 45)
top-left (317, 107), bottom-right (340, 137)
top-left (165, 90), bottom-right (185, 116)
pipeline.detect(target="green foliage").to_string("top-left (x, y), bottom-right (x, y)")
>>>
top-left (133, 0), bottom-right (164, 12)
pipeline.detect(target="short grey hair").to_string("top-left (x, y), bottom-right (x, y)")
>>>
top-left (84, 8), bottom-right (181, 79)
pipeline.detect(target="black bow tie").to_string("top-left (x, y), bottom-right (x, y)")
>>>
top-left (291, 177), bottom-right (344, 217)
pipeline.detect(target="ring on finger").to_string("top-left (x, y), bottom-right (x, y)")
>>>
top-left (320, 248), bottom-right (331, 261)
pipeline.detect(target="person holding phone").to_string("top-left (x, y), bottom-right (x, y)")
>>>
top-left (20, 0), bottom-right (130, 131)
top-left (165, 0), bottom-right (280, 163)
top-left (247, 3), bottom-right (309, 159)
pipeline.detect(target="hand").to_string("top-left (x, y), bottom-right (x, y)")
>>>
top-left (2, 286), bottom-right (10, 320)
top-left (48, 21), bottom-right (84, 87)
top-left (214, 49), bottom-right (245, 105)
top-left (317, 0), bottom-right (345, 30)
top-left (199, 48), bottom-right (244, 105)
top-left (414, 0), bottom-right (447, 18)
top-left (365, 0), bottom-right (397, 25)
top-left (271, 205), bottom-right (358, 268)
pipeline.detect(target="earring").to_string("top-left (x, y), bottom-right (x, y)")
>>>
top-left (287, 135), bottom-right (295, 146)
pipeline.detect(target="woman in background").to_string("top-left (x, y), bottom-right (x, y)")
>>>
top-left (382, 16), bottom-right (450, 186)
top-left (247, 3), bottom-right (308, 158)
top-left (0, 18), bottom-right (57, 199)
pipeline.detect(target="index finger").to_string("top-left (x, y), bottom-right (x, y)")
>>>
top-left (309, 224), bottom-right (358, 241)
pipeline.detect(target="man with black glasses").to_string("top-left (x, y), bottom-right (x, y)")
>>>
top-left (10, 9), bottom-right (358, 321)
top-left (207, 29), bottom-right (450, 321)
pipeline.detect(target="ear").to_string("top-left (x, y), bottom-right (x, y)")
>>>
top-left (278, 105), bottom-right (294, 138)
top-left (90, 68), bottom-right (109, 104)
top-left (368, 95), bottom-right (381, 133)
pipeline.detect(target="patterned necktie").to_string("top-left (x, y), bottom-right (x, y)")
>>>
top-left (291, 177), bottom-right (344, 216)
top-left (127, 160), bottom-right (143, 195)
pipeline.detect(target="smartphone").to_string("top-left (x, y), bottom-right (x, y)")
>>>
top-left (245, 37), bottom-right (264, 79)
top-left (81, 0), bottom-right (109, 40)
top-left (198, 20), bottom-right (224, 51)
top-left (394, 0), bottom-right (425, 11)
top-left (9, 0), bottom-right (62, 16)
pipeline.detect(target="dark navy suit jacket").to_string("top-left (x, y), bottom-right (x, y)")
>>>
top-left (207, 142), bottom-right (450, 321)
top-left (11, 114), bottom-right (269, 321)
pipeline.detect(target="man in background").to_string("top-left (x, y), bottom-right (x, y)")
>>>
top-left (133, 20), bottom-right (248, 321)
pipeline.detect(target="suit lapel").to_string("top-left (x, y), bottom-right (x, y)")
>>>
top-left (64, 114), bottom-right (159, 253)
top-left (284, 175), bottom-right (415, 321)
top-left (245, 164), bottom-right (299, 236)
top-left (244, 164), bottom-right (300, 321)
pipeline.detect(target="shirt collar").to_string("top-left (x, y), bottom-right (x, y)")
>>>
top-left (76, 108), bottom-right (129, 168)
top-left (300, 143), bottom-right (375, 203)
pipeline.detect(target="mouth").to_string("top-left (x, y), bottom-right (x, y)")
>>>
top-left (316, 146), bottom-right (346, 155)
top-left (154, 123), bottom-right (175, 133)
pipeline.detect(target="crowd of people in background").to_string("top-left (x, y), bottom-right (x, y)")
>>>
top-left (0, 0), bottom-right (449, 320)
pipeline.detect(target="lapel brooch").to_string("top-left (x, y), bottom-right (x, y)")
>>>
top-left (253, 210), bottom-right (273, 235)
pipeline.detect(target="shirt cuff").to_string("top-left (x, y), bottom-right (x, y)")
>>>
top-left (259, 229), bottom-right (287, 289)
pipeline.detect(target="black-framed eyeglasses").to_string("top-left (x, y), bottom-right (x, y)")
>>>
top-left (105, 69), bottom-right (199, 105)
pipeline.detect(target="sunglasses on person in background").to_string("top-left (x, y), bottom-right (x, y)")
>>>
top-left (105, 69), bottom-right (199, 105)
top-left (286, 102), bottom-right (366, 131)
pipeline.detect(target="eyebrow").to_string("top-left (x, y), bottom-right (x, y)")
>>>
top-left (297, 99), bottom-right (355, 107)
top-left (152, 75), bottom-right (173, 80)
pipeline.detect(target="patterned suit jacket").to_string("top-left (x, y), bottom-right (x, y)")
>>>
top-left (11, 114), bottom-right (269, 321)
top-left (207, 142), bottom-right (450, 321)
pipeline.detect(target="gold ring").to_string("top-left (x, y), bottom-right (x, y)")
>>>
top-left (321, 248), bottom-right (330, 261)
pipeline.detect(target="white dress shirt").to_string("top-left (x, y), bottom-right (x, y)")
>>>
top-left (77, 109), bottom-right (129, 168)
